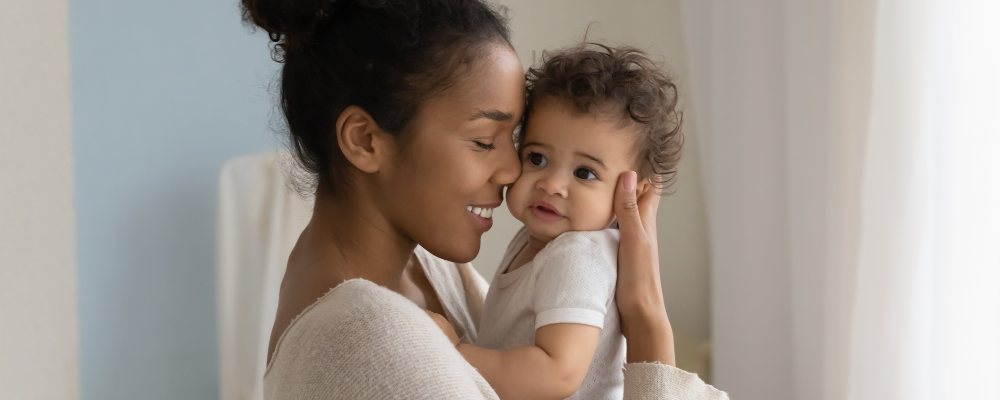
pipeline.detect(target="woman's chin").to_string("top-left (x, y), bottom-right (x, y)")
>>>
top-left (421, 239), bottom-right (480, 264)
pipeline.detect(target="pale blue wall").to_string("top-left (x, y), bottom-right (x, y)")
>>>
top-left (69, 0), bottom-right (279, 398)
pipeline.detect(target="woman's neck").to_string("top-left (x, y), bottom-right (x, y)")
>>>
top-left (291, 189), bottom-right (416, 292)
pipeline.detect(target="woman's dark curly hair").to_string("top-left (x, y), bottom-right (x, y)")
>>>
top-left (522, 43), bottom-right (683, 192)
top-left (241, 0), bottom-right (512, 194)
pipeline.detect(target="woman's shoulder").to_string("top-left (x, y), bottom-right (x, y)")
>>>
top-left (308, 278), bottom-right (411, 318)
top-left (264, 279), bottom-right (496, 399)
top-left (276, 279), bottom-right (433, 343)
top-left (266, 279), bottom-right (427, 365)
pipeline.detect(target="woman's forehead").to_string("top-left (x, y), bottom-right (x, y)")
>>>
top-left (449, 46), bottom-right (524, 107)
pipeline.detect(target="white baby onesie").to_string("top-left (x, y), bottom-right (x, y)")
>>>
top-left (476, 227), bottom-right (625, 400)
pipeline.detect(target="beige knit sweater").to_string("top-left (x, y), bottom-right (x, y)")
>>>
top-left (264, 247), bottom-right (727, 400)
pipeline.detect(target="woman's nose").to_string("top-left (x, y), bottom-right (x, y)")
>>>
top-left (492, 139), bottom-right (520, 186)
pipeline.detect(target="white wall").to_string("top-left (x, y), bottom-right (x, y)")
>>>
top-left (0, 0), bottom-right (80, 399)
top-left (477, 0), bottom-right (713, 346)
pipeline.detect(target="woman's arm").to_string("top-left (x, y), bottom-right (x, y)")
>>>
top-left (613, 171), bottom-right (675, 365)
top-left (613, 171), bottom-right (728, 399)
top-left (457, 323), bottom-right (600, 400)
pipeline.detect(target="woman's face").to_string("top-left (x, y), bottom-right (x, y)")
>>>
top-left (377, 44), bottom-right (525, 263)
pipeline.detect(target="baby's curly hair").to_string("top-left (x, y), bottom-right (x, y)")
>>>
top-left (521, 43), bottom-right (683, 192)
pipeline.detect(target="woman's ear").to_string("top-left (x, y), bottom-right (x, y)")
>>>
top-left (335, 105), bottom-right (391, 174)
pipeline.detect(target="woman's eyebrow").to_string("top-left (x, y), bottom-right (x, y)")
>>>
top-left (469, 108), bottom-right (513, 121)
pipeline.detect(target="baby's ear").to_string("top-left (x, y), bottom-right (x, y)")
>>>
top-left (636, 178), bottom-right (652, 198)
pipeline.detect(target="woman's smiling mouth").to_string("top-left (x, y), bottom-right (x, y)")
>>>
top-left (467, 205), bottom-right (495, 231)
top-left (466, 205), bottom-right (494, 219)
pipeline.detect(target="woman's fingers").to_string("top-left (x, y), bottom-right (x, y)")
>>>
top-left (636, 181), bottom-right (661, 239)
top-left (615, 171), bottom-right (658, 290)
top-left (634, 185), bottom-right (661, 283)
top-left (614, 171), bottom-right (674, 365)
top-left (615, 171), bottom-right (656, 319)
top-left (614, 171), bottom-right (644, 243)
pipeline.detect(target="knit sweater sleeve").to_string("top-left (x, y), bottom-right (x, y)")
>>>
top-left (623, 362), bottom-right (729, 400)
top-left (263, 279), bottom-right (499, 400)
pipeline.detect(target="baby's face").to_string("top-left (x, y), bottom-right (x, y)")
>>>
top-left (507, 99), bottom-right (637, 242)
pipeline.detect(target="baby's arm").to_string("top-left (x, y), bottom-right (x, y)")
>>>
top-left (457, 323), bottom-right (599, 400)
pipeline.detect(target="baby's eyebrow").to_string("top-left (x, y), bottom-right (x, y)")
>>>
top-left (578, 152), bottom-right (606, 169)
top-left (521, 141), bottom-right (547, 149)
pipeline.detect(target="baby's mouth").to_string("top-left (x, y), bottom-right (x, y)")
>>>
top-left (532, 202), bottom-right (564, 218)
top-left (536, 205), bottom-right (558, 216)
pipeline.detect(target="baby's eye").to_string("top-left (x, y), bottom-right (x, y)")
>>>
top-left (474, 141), bottom-right (496, 151)
top-left (574, 168), bottom-right (597, 180)
top-left (528, 152), bottom-right (547, 167)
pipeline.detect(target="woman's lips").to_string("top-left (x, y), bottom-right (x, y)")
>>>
top-left (530, 201), bottom-right (565, 222)
top-left (467, 204), bottom-right (497, 232)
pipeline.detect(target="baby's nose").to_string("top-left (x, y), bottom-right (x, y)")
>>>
top-left (536, 173), bottom-right (569, 197)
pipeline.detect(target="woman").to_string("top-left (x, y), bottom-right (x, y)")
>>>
top-left (242, 0), bottom-right (726, 398)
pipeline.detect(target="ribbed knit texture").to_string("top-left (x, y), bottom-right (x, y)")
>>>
top-left (623, 363), bottom-right (727, 400)
top-left (264, 279), bottom-right (499, 400)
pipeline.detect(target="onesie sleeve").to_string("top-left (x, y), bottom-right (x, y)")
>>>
top-left (531, 230), bottom-right (620, 331)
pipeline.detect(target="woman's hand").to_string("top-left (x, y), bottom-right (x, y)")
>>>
top-left (425, 310), bottom-right (460, 346)
top-left (614, 171), bottom-right (676, 366)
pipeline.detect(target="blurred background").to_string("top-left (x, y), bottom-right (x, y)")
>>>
top-left (1, 0), bottom-right (997, 399)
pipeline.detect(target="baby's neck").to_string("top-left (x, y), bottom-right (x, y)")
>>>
top-left (506, 231), bottom-right (552, 274)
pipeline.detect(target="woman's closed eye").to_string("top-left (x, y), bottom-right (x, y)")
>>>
top-left (473, 140), bottom-right (496, 151)
top-left (574, 167), bottom-right (598, 180)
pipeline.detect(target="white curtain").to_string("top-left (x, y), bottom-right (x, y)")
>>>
top-left (679, 0), bottom-right (1000, 399)
top-left (217, 152), bottom-right (312, 400)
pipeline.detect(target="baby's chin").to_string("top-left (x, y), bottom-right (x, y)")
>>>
top-left (520, 217), bottom-right (571, 243)
top-left (524, 216), bottom-right (619, 241)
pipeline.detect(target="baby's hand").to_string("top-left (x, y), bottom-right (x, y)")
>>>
top-left (425, 310), bottom-right (460, 346)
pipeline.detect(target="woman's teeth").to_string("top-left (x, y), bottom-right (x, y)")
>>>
top-left (466, 206), bottom-right (494, 219)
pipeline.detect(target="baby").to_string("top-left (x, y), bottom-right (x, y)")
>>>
top-left (441, 43), bottom-right (682, 400)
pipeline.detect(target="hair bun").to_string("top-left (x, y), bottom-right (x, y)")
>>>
top-left (240, 0), bottom-right (339, 55)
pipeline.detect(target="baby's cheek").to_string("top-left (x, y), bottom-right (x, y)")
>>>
top-left (506, 179), bottom-right (530, 222)
top-left (598, 192), bottom-right (618, 227)
top-left (573, 190), bottom-right (618, 231)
